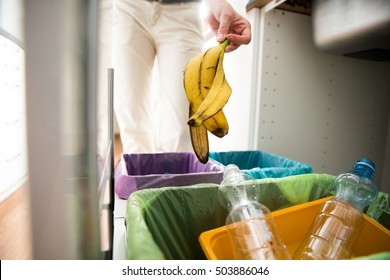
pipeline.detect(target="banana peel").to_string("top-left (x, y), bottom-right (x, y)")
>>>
top-left (189, 105), bottom-right (209, 164)
top-left (184, 40), bottom-right (232, 163)
top-left (187, 40), bottom-right (231, 127)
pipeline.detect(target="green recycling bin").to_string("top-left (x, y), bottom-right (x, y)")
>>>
top-left (125, 173), bottom-right (338, 260)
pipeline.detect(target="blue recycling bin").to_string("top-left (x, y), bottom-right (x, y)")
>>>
top-left (209, 150), bottom-right (312, 179)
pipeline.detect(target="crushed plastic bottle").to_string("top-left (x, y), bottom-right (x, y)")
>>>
top-left (294, 158), bottom-right (379, 260)
top-left (219, 164), bottom-right (290, 260)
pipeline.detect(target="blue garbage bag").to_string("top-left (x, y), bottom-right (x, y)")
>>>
top-left (209, 150), bottom-right (312, 179)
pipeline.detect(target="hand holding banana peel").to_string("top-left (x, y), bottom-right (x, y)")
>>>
top-left (183, 40), bottom-right (232, 163)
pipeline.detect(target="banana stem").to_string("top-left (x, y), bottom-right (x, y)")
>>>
top-left (220, 39), bottom-right (230, 50)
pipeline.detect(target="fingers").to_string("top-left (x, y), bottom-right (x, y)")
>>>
top-left (226, 29), bottom-right (251, 45)
top-left (216, 17), bottom-right (252, 51)
top-left (215, 17), bottom-right (231, 43)
top-left (224, 30), bottom-right (251, 52)
top-left (224, 42), bottom-right (239, 53)
top-left (216, 24), bottom-right (251, 51)
top-left (207, 1), bottom-right (252, 52)
top-left (216, 32), bottom-right (226, 43)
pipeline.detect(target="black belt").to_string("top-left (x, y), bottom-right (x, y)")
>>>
top-left (145, 0), bottom-right (202, 3)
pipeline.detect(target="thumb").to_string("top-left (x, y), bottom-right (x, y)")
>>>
top-left (216, 16), bottom-right (230, 43)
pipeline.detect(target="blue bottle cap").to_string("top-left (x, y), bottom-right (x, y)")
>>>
top-left (353, 158), bottom-right (375, 178)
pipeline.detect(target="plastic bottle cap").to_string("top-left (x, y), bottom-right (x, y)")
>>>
top-left (223, 164), bottom-right (241, 179)
top-left (353, 158), bottom-right (375, 178)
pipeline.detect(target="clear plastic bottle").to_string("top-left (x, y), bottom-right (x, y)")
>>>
top-left (219, 164), bottom-right (290, 260)
top-left (293, 158), bottom-right (379, 260)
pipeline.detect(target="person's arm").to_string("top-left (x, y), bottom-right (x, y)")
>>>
top-left (204, 0), bottom-right (252, 52)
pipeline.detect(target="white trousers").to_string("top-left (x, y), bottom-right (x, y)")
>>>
top-left (100, 0), bottom-right (203, 153)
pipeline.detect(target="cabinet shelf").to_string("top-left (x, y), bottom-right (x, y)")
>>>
top-left (246, 0), bottom-right (312, 15)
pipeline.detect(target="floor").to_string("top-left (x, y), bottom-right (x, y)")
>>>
top-left (114, 134), bottom-right (123, 166)
top-left (0, 180), bottom-right (32, 259)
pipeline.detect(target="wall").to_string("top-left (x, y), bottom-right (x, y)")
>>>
top-left (207, 0), bottom-right (254, 151)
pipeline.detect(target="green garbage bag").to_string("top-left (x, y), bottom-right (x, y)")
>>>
top-left (125, 173), bottom-right (335, 260)
top-left (366, 192), bottom-right (390, 230)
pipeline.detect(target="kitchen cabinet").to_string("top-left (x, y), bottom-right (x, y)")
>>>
top-left (247, 0), bottom-right (390, 193)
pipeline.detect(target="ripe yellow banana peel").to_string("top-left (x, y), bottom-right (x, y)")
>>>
top-left (188, 105), bottom-right (209, 164)
top-left (187, 40), bottom-right (232, 128)
top-left (198, 44), bottom-right (230, 138)
top-left (183, 40), bottom-right (232, 163)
